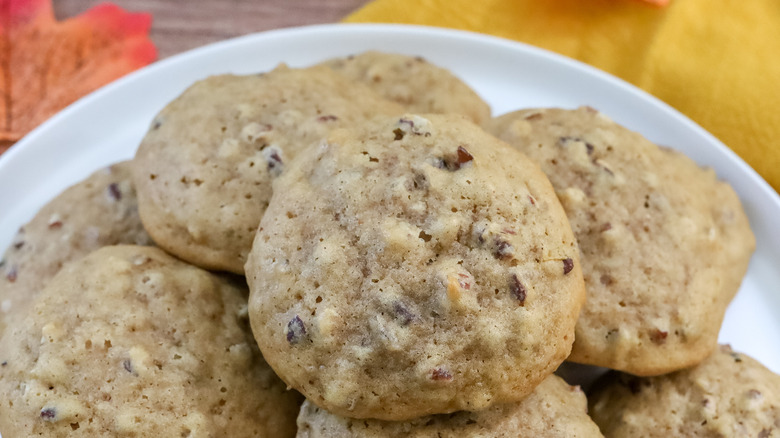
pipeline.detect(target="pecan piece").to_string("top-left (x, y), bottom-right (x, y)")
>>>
top-left (107, 183), bottom-right (122, 201)
top-left (563, 258), bottom-right (574, 275)
top-left (431, 368), bottom-right (453, 381)
top-left (122, 359), bottom-right (136, 375)
top-left (649, 329), bottom-right (668, 344)
top-left (493, 239), bottom-right (513, 260)
top-left (287, 315), bottom-right (307, 345)
top-left (40, 407), bottom-right (57, 421)
top-left (393, 302), bottom-right (415, 326)
top-left (509, 274), bottom-right (526, 306)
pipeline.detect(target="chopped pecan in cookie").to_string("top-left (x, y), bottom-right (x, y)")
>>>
top-left (510, 274), bottom-right (527, 306)
top-left (287, 315), bottom-right (307, 345)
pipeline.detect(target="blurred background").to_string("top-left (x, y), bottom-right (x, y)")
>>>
top-left (54, 0), bottom-right (368, 58)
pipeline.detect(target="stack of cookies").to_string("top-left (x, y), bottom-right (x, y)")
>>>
top-left (0, 52), bottom-right (775, 438)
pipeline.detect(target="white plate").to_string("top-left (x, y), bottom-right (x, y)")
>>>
top-left (1, 24), bottom-right (778, 374)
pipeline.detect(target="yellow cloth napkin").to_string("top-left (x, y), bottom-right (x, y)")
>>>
top-left (345, 0), bottom-right (780, 192)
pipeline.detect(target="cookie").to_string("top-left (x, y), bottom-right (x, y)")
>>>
top-left (489, 107), bottom-right (755, 376)
top-left (321, 51), bottom-right (491, 126)
top-left (246, 114), bottom-right (585, 420)
top-left (0, 161), bottom-right (152, 338)
top-left (589, 345), bottom-right (780, 437)
top-left (296, 375), bottom-right (604, 437)
top-left (132, 64), bottom-right (404, 274)
top-left (0, 245), bottom-right (301, 437)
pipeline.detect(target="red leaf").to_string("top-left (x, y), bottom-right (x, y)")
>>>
top-left (0, 0), bottom-right (156, 153)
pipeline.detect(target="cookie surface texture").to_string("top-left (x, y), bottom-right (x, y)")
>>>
top-left (0, 161), bottom-right (152, 338)
top-left (296, 375), bottom-right (604, 437)
top-left (246, 114), bottom-right (585, 420)
top-left (132, 65), bottom-right (403, 273)
top-left (0, 245), bottom-right (301, 437)
top-left (589, 345), bottom-right (780, 437)
top-left (321, 51), bottom-right (491, 126)
top-left (489, 107), bottom-right (755, 376)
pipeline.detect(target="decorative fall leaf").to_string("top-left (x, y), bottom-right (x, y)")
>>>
top-left (0, 0), bottom-right (156, 153)
top-left (636, 0), bottom-right (670, 6)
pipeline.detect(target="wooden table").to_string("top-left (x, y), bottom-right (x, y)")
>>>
top-left (54, 0), bottom-right (370, 59)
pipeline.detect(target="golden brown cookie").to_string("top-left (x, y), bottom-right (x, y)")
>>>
top-left (296, 375), bottom-right (604, 437)
top-left (589, 345), bottom-right (780, 437)
top-left (246, 114), bottom-right (585, 420)
top-left (0, 161), bottom-right (152, 338)
top-left (321, 51), bottom-right (491, 125)
top-left (489, 107), bottom-right (755, 376)
top-left (0, 245), bottom-right (301, 437)
top-left (132, 64), bottom-right (403, 274)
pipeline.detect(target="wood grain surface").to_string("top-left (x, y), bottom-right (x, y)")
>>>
top-left (54, 0), bottom-right (370, 59)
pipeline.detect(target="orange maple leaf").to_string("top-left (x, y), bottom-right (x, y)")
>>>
top-left (1, 0), bottom-right (156, 153)
top-left (636, 0), bottom-right (670, 6)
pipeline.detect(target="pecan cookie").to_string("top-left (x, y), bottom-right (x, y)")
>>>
top-left (0, 161), bottom-right (152, 338)
top-left (0, 245), bottom-right (301, 437)
top-left (132, 64), bottom-right (403, 274)
top-left (246, 114), bottom-right (585, 420)
top-left (320, 51), bottom-right (491, 125)
top-left (296, 375), bottom-right (604, 437)
top-left (489, 107), bottom-right (755, 376)
top-left (589, 345), bottom-right (780, 437)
